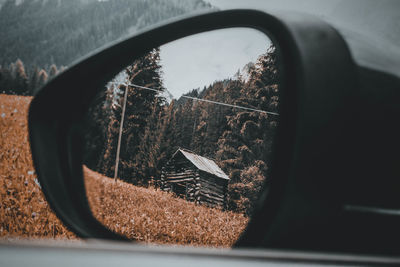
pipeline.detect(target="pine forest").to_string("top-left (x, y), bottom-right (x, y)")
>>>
top-left (83, 47), bottom-right (280, 216)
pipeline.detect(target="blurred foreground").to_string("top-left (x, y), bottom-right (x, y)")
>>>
top-left (0, 94), bottom-right (75, 239)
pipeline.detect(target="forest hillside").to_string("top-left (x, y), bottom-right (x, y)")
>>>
top-left (0, 0), bottom-right (213, 95)
top-left (83, 47), bottom-right (280, 216)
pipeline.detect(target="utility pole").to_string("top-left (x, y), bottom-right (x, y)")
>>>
top-left (114, 85), bottom-right (129, 181)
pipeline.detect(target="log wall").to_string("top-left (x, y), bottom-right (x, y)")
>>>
top-left (160, 152), bottom-right (228, 208)
top-left (197, 171), bottom-right (227, 208)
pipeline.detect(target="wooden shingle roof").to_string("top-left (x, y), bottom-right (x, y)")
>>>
top-left (174, 149), bottom-right (230, 180)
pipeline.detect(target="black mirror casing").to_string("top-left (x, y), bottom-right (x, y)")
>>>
top-left (29, 9), bottom-right (388, 253)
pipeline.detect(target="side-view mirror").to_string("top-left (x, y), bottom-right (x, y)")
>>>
top-left (81, 27), bottom-right (279, 246)
top-left (28, 9), bottom-right (400, 254)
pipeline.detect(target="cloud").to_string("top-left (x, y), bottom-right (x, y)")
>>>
top-left (160, 28), bottom-right (272, 98)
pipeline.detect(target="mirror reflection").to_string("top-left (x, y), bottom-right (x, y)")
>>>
top-left (82, 28), bottom-right (280, 247)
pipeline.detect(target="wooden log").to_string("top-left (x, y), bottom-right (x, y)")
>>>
top-left (199, 193), bottom-right (224, 204)
top-left (167, 178), bottom-right (193, 183)
top-left (167, 174), bottom-right (193, 179)
top-left (194, 171), bottom-right (200, 181)
top-left (165, 172), bottom-right (194, 178)
top-left (165, 169), bottom-right (193, 174)
top-left (166, 176), bottom-right (194, 182)
top-left (200, 179), bottom-right (224, 190)
top-left (200, 181), bottom-right (223, 190)
top-left (166, 173), bottom-right (193, 177)
top-left (201, 186), bottom-right (224, 196)
top-left (199, 183), bottom-right (224, 195)
top-left (199, 176), bottom-right (224, 186)
top-left (165, 169), bottom-right (195, 174)
top-left (164, 166), bottom-right (192, 172)
top-left (166, 171), bottom-right (194, 176)
top-left (200, 186), bottom-right (224, 196)
top-left (166, 173), bottom-right (194, 178)
top-left (199, 191), bottom-right (225, 202)
top-left (198, 200), bottom-right (220, 208)
top-left (199, 196), bottom-right (223, 206)
top-left (200, 188), bottom-right (225, 199)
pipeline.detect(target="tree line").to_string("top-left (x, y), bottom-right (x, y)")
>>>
top-left (0, 59), bottom-right (62, 95)
top-left (84, 46), bottom-right (280, 216)
top-left (0, 0), bottom-right (211, 95)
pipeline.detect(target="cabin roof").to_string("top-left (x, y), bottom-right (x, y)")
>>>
top-left (174, 149), bottom-right (230, 180)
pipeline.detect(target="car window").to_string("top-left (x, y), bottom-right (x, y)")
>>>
top-left (2, 0), bottom-right (399, 248)
top-left (0, 0), bottom-right (213, 241)
top-left (1, 0), bottom-right (280, 246)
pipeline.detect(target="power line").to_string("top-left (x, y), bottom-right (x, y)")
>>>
top-left (180, 95), bottom-right (279, 116)
top-left (109, 80), bottom-right (279, 180)
top-left (109, 81), bottom-right (279, 116)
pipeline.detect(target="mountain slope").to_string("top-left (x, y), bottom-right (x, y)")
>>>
top-left (0, 0), bottom-right (213, 70)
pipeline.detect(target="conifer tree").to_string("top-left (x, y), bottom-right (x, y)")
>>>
top-left (217, 46), bottom-right (280, 215)
top-left (117, 48), bottom-right (165, 184)
top-left (0, 66), bottom-right (13, 94)
top-left (93, 48), bottom-right (165, 184)
top-left (38, 69), bottom-right (48, 88)
top-left (29, 67), bottom-right (41, 95)
top-left (49, 64), bottom-right (58, 78)
top-left (13, 59), bottom-right (28, 95)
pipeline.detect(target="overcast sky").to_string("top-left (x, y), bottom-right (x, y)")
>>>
top-left (159, 28), bottom-right (271, 98)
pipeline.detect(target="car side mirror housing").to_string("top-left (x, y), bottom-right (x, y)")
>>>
top-left (29, 9), bottom-right (383, 253)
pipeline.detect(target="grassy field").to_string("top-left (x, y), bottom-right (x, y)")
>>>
top-left (0, 94), bottom-right (75, 239)
top-left (85, 167), bottom-right (248, 247)
top-left (0, 94), bottom-right (248, 247)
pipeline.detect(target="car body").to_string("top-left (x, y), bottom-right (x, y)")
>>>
top-left (1, 0), bottom-right (400, 266)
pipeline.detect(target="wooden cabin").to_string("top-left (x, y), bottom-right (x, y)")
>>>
top-left (160, 148), bottom-right (229, 208)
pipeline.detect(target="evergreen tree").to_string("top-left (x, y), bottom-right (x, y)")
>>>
top-left (83, 85), bottom-right (111, 172)
top-left (12, 59), bottom-right (28, 95)
top-left (0, 60), bottom-right (50, 95)
top-left (29, 67), bottom-right (41, 95)
top-left (117, 48), bottom-right (165, 184)
top-left (49, 64), bottom-right (58, 78)
top-left (217, 46), bottom-right (280, 215)
top-left (0, 66), bottom-right (13, 94)
top-left (37, 69), bottom-right (48, 89)
top-left (89, 48), bottom-right (165, 185)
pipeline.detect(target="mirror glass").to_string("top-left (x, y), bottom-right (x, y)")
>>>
top-left (82, 28), bottom-right (280, 247)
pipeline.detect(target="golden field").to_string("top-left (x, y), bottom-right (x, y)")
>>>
top-left (85, 166), bottom-right (248, 247)
top-left (0, 94), bottom-right (248, 247)
top-left (0, 94), bottom-right (75, 239)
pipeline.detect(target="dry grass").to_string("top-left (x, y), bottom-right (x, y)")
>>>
top-left (0, 94), bottom-right (248, 247)
top-left (0, 94), bottom-right (76, 240)
top-left (84, 167), bottom-right (248, 247)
